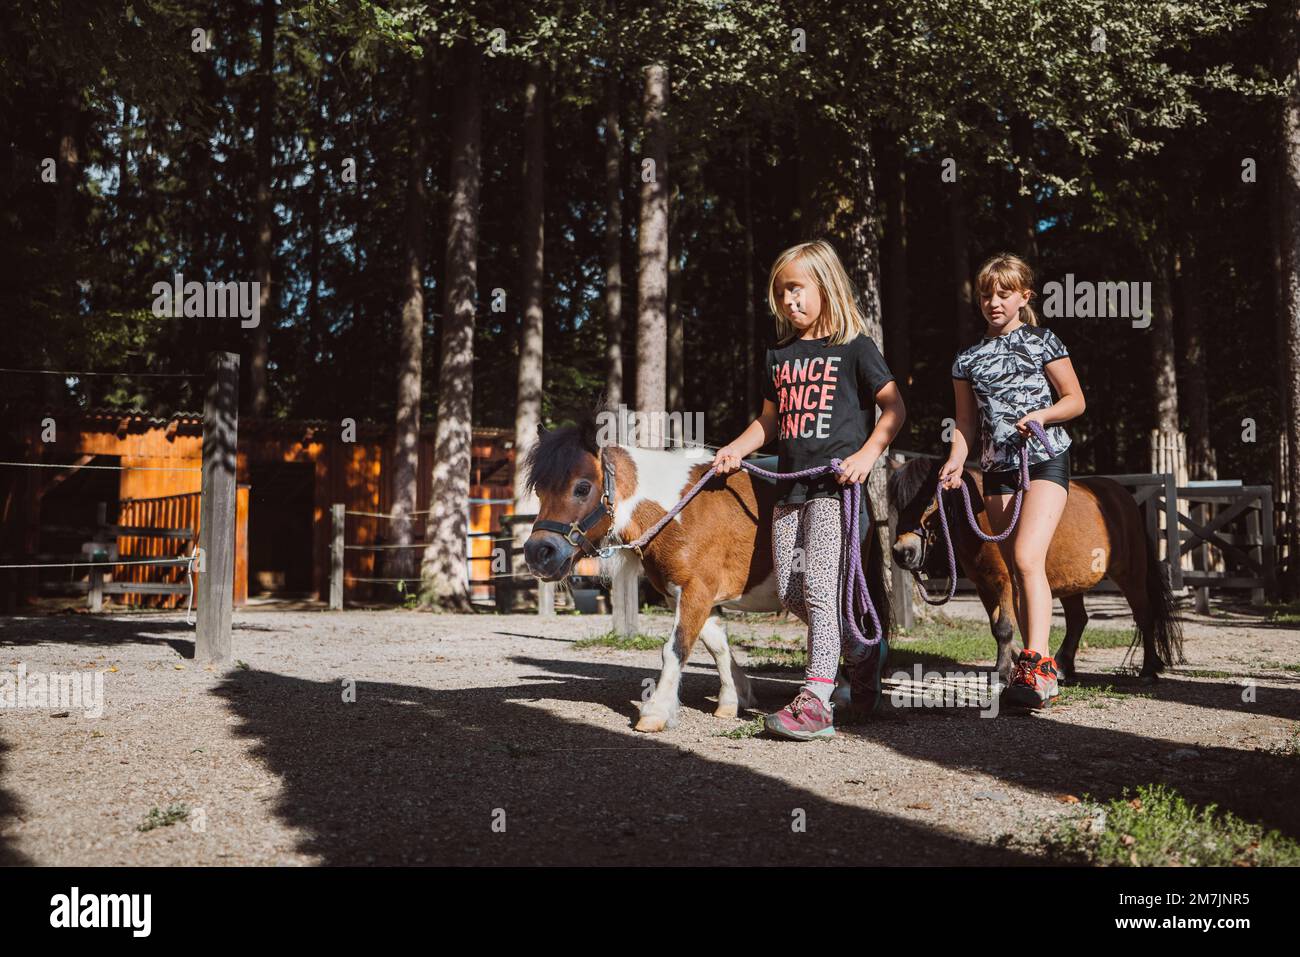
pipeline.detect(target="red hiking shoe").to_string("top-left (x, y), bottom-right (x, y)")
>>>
top-left (1004, 650), bottom-right (1060, 711)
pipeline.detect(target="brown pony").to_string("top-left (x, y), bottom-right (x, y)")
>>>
top-left (888, 457), bottom-right (1182, 683)
top-left (522, 417), bottom-right (891, 732)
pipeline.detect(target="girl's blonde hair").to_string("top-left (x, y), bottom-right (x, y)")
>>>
top-left (975, 252), bottom-right (1038, 326)
top-left (766, 240), bottom-right (871, 346)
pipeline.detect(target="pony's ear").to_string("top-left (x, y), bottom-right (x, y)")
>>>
top-left (537, 422), bottom-right (548, 438)
top-left (578, 414), bottom-right (599, 454)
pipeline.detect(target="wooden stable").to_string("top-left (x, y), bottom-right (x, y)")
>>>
top-left (3, 410), bottom-right (517, 608)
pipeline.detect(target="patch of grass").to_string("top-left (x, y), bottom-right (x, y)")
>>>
top-left (888, 615), bottom-right (1132, 669)
top-left (138, 803), bottom-right (190, 833)
top-left (1265, 600), bottom-right (1300, 627)
top-left (717, 717), bottom-right (766, 739)
top-left (1056, 683), bottom-right (1151, 708)
top-left (732, 616), bottom-right (1135, 672)
top-left (740, 643), bottom-right (807, 670)
top-left (1264, 662), bottom-right (1300, 673)
top-left (1043, 784), bottom-right (1300, 866)
top-left (573, 631), bottom-right (664, 651)
top-left (1174, 668), bottom-right (1235, 679)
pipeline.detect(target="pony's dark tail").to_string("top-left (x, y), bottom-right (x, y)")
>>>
top-left (1139, 533), bottom-right (1184, 671)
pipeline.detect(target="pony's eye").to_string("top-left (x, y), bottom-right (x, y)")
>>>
top-left (574, 481), bottom-right (592, 498)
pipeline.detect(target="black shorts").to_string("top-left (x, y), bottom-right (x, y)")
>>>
top-left (982, 449), bottom-right (1070, 495)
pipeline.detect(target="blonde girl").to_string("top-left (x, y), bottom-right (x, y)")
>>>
top-left (712, 240), bottom-right (906, 740)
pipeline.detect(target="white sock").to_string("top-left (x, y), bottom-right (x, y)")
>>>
top-left (804, 679), bottom-right (835, 704)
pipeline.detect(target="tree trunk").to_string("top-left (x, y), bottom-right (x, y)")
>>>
top-left (51, 76), bottom-right (80, 403)
top-left (1151, 231), bottom-right (1180, 435)
top-left (421, 43), bottom-right (480, 611)
top-left (1178, 233), bottom-right (1215, 480)
top-left (1011, 115), bottom-right (1039, 261)
top-left (307, 66), bottom-right (326, 368)
top-left (883, 142), bottom-right (910, 386)
top-left (249, 0), bottom-right (276, 416)
top-left (846, 138), bottom-right (884, 339)
top-left (950, 177), bottom-right (974, 343)
top-left (844, 133), bottom-right (895, 611)
top-left (667, 179), bottom-right (683, 445)
top-left (1281, 0), bottom-right (1300, 594)
top-left (603, 68), bottom-right (624, 411)
top-left (741, 135), bottom-right (758, 419)
top-left (512, 60), bottom-right (547, 585)
top-left (389, 45), bottom-right (432, 586)
top-left (636, 63), bottom-right (669, 447)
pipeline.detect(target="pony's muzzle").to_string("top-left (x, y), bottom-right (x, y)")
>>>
top-left (523, 533), bottom-right (574, 582)
top-left (892, 532), bottom-right (924, 571)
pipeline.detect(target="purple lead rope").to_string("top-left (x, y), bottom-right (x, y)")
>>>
top-left (613, 455), bottom-right (884, 655)
top-left (919, 420), bottom-right (1058, 605)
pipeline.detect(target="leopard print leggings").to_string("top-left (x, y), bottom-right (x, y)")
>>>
top-left (772, 497), bottom-right (855, 685)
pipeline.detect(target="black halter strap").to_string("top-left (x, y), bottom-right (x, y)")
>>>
top-left (531, 448), bottom-right (617, 558)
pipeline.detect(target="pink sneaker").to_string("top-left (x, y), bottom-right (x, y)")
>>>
top-left (764, 688), bottom-right (835, 741)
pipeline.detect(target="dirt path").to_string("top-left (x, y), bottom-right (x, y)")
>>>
top-left (0, 595), bottom-right (1296, 865)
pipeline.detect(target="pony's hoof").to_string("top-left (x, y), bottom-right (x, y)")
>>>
top-left (1138, 672), bottom-right (1159, 685)
top-left (714, 702), bottom-right (739, 718)
top-left (635, 714), bottom-right (668, 733)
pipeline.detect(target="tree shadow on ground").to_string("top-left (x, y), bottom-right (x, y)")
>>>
top-left (509, 656), bottom-right (1300, 841)
top-left (210, 663), bottom-right (1041, 866)
top-left (0, 738), bottom-right (32, 866)
top-left (0, 613), bottom-right (195, 657)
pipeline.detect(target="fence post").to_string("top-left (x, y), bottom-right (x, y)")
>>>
top-left (612, 558), bottom-right (639, 636)
top-left (537, 578), bottom-right (555, 616)
top-left (330, 503), bottom-right (344, 610)
top-left (1262, 488), bottom-right (1276, 597)
top-left (1163, 473), bottom-right (1182, 589)
top-left (197, 351), bottom-right (239, 664)
top-left (88, 501), bottom-right (106, 612)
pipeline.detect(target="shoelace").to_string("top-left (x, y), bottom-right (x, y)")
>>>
top-left (790, 690), bottom-right (819, 716)
top-left (1012, 657), bottom-right (1039, 687)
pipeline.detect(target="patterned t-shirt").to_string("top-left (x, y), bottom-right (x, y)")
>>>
top-left (950, 323), bottom-right (1072, 470)
top-left (761, 332), bottom-right (894, 506)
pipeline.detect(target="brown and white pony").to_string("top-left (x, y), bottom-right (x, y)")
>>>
top-left (522, 418), bottom-right (890, 732)
top-left (888, 457), bottom-right (1183, 683)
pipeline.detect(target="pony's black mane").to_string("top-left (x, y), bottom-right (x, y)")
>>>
top-left (887, 456), bottom-right (983, 531)
top-left (887, 456), bottom-right (934, 511)
top-left (522, 413), bottom-right (600, 498)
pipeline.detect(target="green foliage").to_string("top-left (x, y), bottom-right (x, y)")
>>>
top-left (573, 631), bottom-right (664, 651)
top-left (137, 803), bottom-right (190, 833)
top-left (1045, 783), bottom-right (1300, 866)
top-left (0, 0), bottom-right (1287, 496)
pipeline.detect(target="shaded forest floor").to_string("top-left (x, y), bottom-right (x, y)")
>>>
top-left (0, 593), bottom-right (1296, 866)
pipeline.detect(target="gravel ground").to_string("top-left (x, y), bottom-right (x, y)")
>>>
top-left (0, 593), bottom-right (1297, 866)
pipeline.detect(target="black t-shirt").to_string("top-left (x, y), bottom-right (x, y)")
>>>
top-left (761, 333), bottom-right (895, 506)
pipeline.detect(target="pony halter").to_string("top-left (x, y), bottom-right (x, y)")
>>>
top-left (531, 449), bottom-right (618, 559)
